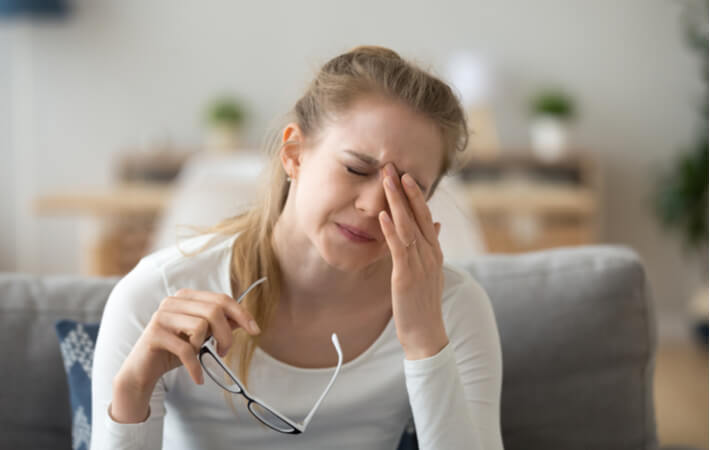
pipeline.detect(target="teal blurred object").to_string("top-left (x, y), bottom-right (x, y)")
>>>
top-left (0, 0), bottom-right (69, 17)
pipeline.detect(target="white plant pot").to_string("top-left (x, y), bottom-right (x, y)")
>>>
top-left (687, 284), bottom-right (709, 345)
top-left (206, 124), bottom-right (243, 153)
top-left (530, 115), bottom-right (569, 162)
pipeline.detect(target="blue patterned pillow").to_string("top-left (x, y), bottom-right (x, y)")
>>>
top-left (396, 418), bottom-right (419, 450)
top-left (55, 320), bottom-right (100, 450)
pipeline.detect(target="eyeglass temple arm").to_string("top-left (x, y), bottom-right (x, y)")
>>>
top-left (202, 276), bottom-right (267, 345)
top-left (301, 333), bottom-right (343, 429)
top-left (236, 276), bottom-right (267, 304)
top-left (224, 276), bottom-right (343, 429)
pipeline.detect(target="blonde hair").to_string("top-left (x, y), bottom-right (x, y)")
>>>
top-left (177, 45), bottom-right (470, 418)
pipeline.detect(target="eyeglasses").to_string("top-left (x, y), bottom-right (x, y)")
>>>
top-left (198, 276), bottom-right (343, 434)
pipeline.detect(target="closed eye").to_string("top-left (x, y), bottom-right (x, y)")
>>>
top-left (346, 166), bottom-right (368, 177)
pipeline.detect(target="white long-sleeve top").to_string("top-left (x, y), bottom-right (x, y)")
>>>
top-left (90, 231), bottom-right (503, 450)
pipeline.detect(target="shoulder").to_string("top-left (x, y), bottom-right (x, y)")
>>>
top-left (441, 261), bottom-right (489, 307)
top-left (139, 231), bottom-right (240, 296)
top-left (440, 262), bottom-right (498, 333)
top-left (112, 233), bottom-right (238, 306)
top-left (105, 232), bottom-right (241, 321)
top-left (440, 262), bottom-right (502, 369)
top-left (142, 231), bottom-right (239, 270)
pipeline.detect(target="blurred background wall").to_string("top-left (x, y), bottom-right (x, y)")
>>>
top-left (0, 0), bottom-right (705, 342)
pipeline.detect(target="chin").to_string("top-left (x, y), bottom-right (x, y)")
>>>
top-left (321, 245), bottom-right (372, 273)
top-left (319, 225), bottom-right (386, 272)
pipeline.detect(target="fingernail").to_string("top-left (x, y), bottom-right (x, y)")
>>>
top-left (386, 176), bottom-right (395, 190)
top-left (386, 163), bottom-right (396, 176)
top-left (402, 173), bottom-right (415, 188)
top-left (249, 320), bottom-right (260, 333)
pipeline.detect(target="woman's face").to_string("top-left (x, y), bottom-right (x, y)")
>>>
top-left (281, 94), bottom-right (444, 273)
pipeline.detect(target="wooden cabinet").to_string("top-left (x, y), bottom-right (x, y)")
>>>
top-left (456, 150), bottom-right (602, 253)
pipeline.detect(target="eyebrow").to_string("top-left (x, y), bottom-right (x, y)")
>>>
top-left (343, 150), bottom-right (429, 193)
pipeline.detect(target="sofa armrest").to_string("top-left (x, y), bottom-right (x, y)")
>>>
top-left (0, 272), bottom-right (118, 449)
top-left (454, 245), bottom-right (659, 449)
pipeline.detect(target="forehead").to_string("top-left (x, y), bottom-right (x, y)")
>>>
top-left (318, 95), bottom-right (443, 179)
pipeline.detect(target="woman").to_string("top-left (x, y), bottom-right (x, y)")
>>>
top-left (91, 45), bottom-right (503, 450)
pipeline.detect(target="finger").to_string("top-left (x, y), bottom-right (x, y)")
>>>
top-left (160, 297), bottom-right (234, 355)
top-left (401, 172), bottom-right (438, 246)
top-left (435, 222), bottom-right (441, 237)
top-left (383, 164), bottom-right (418, 247)
top-left (378, 210), bottom-right (410, 268)
top-left (153, 325), bottom-right (204, 384)
top-left (173, 288), bottom-right (261, 336)
top-left (156, 310), bottom-right (210, 351)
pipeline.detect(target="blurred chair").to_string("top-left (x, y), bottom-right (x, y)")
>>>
top-left (147, 151), bottom-right (266, 254)
top-left (148, 151), bottom-right (486, 260)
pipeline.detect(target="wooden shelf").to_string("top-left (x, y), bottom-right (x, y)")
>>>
top-left (464, 183), bottom-right (598, 216)
top-left (456, 150), bottom-right (603, 253)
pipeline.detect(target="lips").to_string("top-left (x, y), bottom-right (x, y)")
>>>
top-left (337, 223), bottom-right (375, 240)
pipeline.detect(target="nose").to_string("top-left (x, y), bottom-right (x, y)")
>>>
top-left (354, 169), bottom-right (389, 218)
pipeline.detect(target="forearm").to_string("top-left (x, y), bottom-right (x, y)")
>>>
top-left (110, 369), bottom-right (155, 424)
top-left (404, 343), bottom-right (494, 450)
top-left (91, 370), bottom-right (166, 450)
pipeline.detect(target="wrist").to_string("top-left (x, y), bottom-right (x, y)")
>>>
top-left (114, 364), bottom-right (157, 395)
top-left (402, 327), bottom-right (449, 360)
top-left (110, 369), bottom-right (156, 424)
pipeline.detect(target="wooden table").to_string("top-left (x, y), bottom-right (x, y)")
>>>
top-left (34, 182), bottom-right (173, 276)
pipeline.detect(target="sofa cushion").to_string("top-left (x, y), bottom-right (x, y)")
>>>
top-left (55, 319), bottom-right (100, 450)
top-left (456, 245), bottom-right (659, 449)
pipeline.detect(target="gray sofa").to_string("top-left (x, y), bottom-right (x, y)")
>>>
top-left (0, 245), bottom-right (660, 449)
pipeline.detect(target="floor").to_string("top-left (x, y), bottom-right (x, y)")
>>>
top-left (654, 334), bottom-right (708, 450)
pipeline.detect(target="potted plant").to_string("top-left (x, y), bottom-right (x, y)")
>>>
top-left (650, 0), bottom-right (708, 346)
top-left (528, 87), bottom-right (577, 161)
top-left (205, 95), bottom-right (248, 152)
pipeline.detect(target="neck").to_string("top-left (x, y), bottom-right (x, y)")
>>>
top-left (270, 215), bottom-right (391, 321)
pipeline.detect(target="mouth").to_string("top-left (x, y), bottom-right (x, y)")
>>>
top-left (336, 223), bottom-right (376, 241)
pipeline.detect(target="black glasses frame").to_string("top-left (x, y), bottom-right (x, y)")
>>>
top-left (198, 276), bottom-right (343, 434)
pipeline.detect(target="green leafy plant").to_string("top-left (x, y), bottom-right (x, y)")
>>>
top-left (529, 88), bottom-right (576, 120)
top-left (652, 136), bottom-right (708, 251)
top-left (206, 95), bottom-right (248, 128)
top-left (651, 0), bottom-right (708, 254)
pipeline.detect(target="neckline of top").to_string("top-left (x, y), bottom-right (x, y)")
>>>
top-left (222, 232), bottom-right (394, 373)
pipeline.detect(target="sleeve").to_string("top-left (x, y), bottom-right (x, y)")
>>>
top-left (90, 257), bottom-right (171, 450)
top-left (402, 276), bottom-right (504, 450)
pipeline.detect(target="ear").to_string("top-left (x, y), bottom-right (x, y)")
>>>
top-left (280, 123), bottom-right (305, 180)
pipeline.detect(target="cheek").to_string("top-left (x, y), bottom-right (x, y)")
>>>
top-left (309, 163), bottom-right (352, 200)
top-left (295, 173), bottom-right (345, 223)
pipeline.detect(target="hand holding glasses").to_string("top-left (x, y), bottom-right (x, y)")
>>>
top-left (112, 270), bottom-right (266, 424)
top-left (199, 277), bottom-right (344, 434)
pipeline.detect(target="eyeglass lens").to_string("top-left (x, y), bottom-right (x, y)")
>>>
top-left (201, 352), bottom-right (296, 433)
top-left (201, 352), bottom-right (242, 393)
top-left (248, 402), bottom-right (295, 432)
